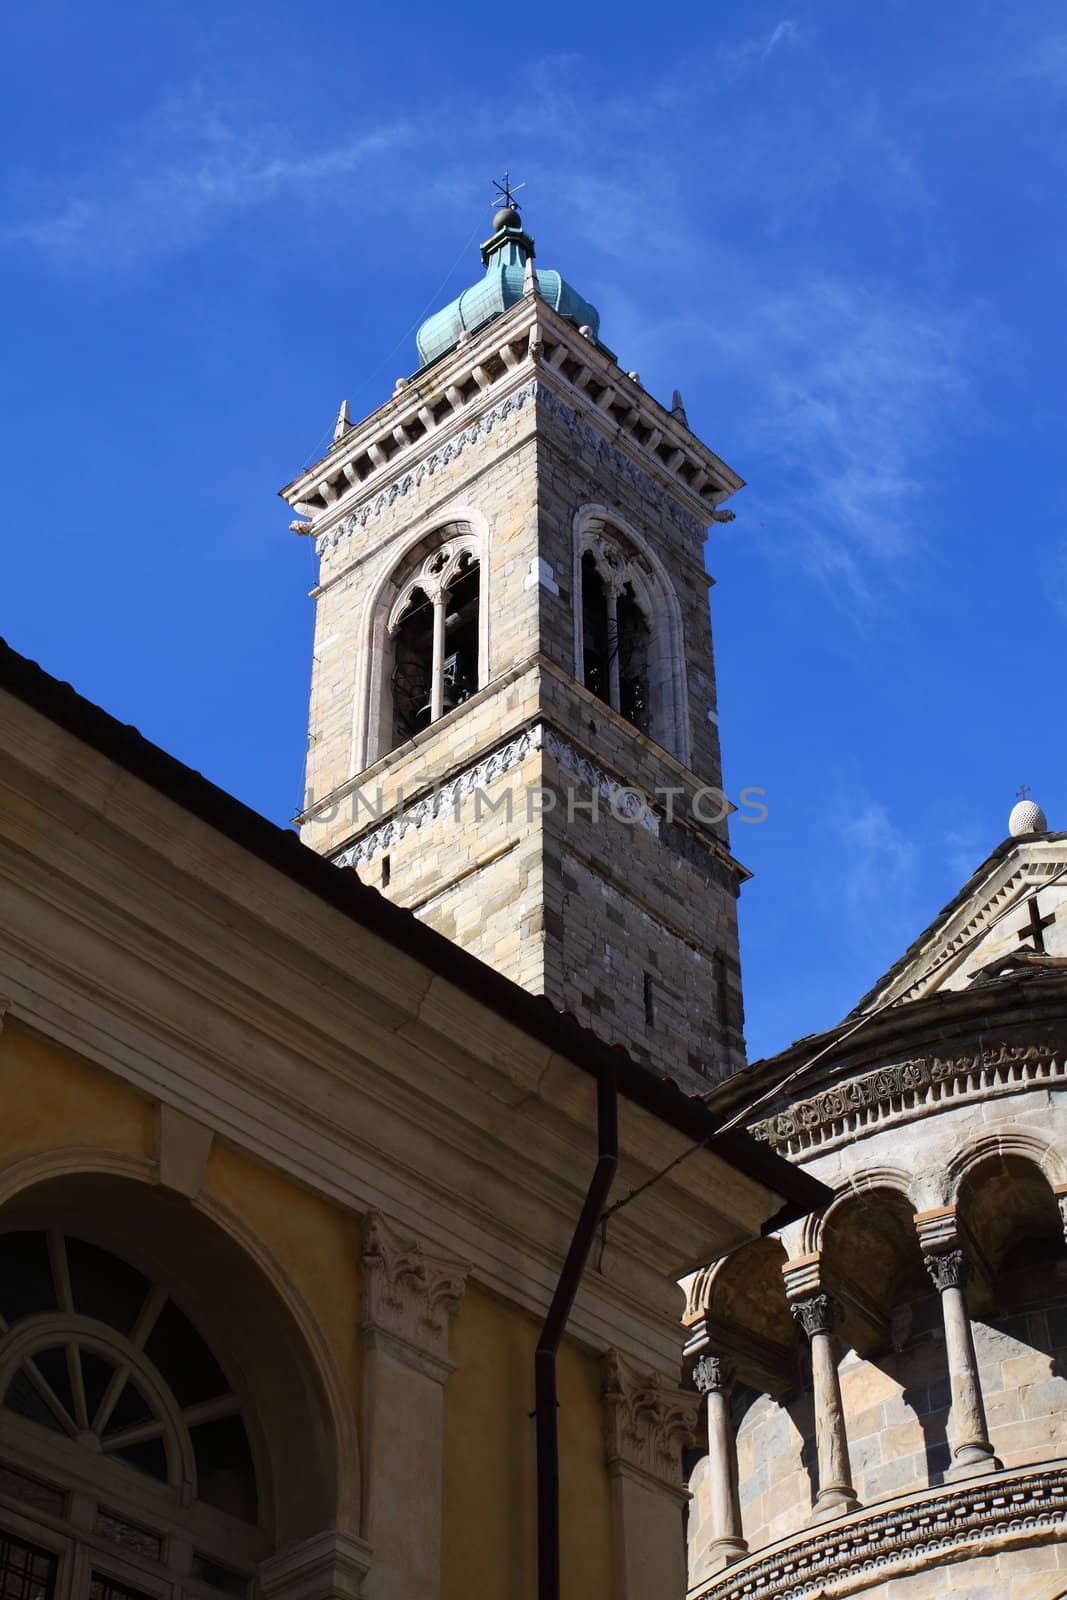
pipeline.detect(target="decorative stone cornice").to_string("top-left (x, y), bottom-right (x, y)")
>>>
top-left (690, 1464), bottom-right (1067, 1600)
top-left (790, 1292), bottom-right (835, 1340)
top-left (601, 1350), bottom-right (699, 1492)
top-left (749, 1036), bottom-right (1065, 1156)
top-left (329, 722), bottom-right (659, 869)
top-left (282, 300), bottom-right (741, 539)
top-left (924, 1247), bottom-right (968, 1292)
top-left (360, 1212), bottom-right (468, 1370)
top-left (537, 385), bottom-right (702, 535)
top-left (314, 382), bottom-right (537, 555)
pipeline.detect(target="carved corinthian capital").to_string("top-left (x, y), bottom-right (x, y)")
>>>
top-left (692, 1353), bottom-right (731, 1395)
top-left (602, 1351), bottom-right (700, 1492)
top-left (360, 1212), bottom-right (468, 1368)
top-left (924, 1247), bottom-right (968, 1292)
top-left (790, 1292), bottom-right (835, 1339)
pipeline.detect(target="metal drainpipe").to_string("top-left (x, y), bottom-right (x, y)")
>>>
top-left (535, 1064), bottom-right (619, 1600)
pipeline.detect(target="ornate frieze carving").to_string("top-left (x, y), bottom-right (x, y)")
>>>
top-left (330, 722), bottom-right (658, 868)
top-left (360, 1212), bottom-right (468, 1367)
top-left (790, 1292), bottom-right (835, 1339)
top-left (924, 1248), bottom-right (968, 1292)
top-left (315, 382), bottom-right (538, 555)
top-left (749, 1038), bottom-right (1064, 1155)
top-left (601, 1351), bottom-right (699, 1491)
top-left (690, 1464), bottom-right (1067, 1600)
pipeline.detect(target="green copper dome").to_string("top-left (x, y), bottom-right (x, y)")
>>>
top-left (415, 210), bottom-right (600, 368)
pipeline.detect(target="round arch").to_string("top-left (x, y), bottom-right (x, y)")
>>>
top-left (805, 1166), bottom-right (917, 1255)
top-left (351, 505), bottom-right (491, 772)
top-left (945, 1131), bottom-right (1067, 1206)
top-left (954, 1147), bottom-right (1065, 1280)
top-left (0, 1164), bottom-right (357, 1572)
top-left (572, 505), bottom-right (691, 765)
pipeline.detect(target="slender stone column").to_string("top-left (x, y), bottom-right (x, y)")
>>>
top-left (691, 1353), bottom-right (747, 1573)
top-left (923, 1248), bottom-right (1001, 1477)
top-left (429, 592), bottom-right (447, 722)
top-left (605, 583), bottom-right (621, 713)
top-left (790, 1293), bottom-right (859, 1519)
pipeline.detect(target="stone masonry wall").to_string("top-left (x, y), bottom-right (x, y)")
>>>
top-left (298, 360), bottom-right (748, 1083)
top-left (303, 383), bottom-right (541, 819)
top-left (692, 1278), bottom-right (1067, 1562)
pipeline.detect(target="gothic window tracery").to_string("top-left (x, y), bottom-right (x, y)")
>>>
top-left (576, 530), bottom-right (662, 746)
top-left (387, 538), bottom-right (482, 747)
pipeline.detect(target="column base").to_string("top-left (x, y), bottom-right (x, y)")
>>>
top-left (697, 1538), bottom-right (748, 1577)
top-left (808, 1488), bottom-right (860, 1524)
top-left (947, 1448), bottom-right (1002, 1481)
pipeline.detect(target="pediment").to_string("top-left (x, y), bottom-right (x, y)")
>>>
top-left (853, 832), bottom-right (1067, 1014)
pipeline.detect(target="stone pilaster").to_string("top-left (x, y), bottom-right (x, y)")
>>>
top-left (691, 1352), bottom-right (748, 1576)
top-left (359, 1213), bottom-right (469, 1600)
top-left (601, 1351), bottom-right (699, 1600)
top-left (789, 1291), bottom-right (860, 1520)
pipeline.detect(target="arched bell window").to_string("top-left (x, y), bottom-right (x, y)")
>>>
top-left (575, 516), bottom-right (689, 761)
top-left (385, 535), bottom-right (483, 749)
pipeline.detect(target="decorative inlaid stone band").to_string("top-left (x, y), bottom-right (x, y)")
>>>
top-left (330, 723), bottom-right (660, 869)
top-left (311, 378), bottom-right (702, 557)
top-left (315, 382), bottom-right (538, 555)
top-left (749, 1039), bottom-right (1065, 1154)
top-left (691, 1465), bottom-right (1067, 1600)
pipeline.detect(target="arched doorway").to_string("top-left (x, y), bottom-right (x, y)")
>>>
top-left (0, 1174), bottom-right (349, 1600)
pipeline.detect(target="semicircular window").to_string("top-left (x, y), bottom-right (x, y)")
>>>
top-left (0, 1230), bottom-right (257, 1523)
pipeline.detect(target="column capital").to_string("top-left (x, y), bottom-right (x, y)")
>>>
top-left (360, 1212), bottom-right (469, 1373)
top-left (924, 1247), bottom-right (968, 1292)
top-left (602, 1351), bottom-right (700, 1493)
top-left (790, 1291), bottom-right (835, 1339)
top-left (692, 1352), bottom-right (732, 1395)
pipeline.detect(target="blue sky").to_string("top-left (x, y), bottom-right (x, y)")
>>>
top-left (4, 1), bottom-right (1066, 1061)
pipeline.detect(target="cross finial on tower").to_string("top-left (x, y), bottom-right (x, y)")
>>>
top-left (1017, 783), bottom-right (1032, 800)
top-left (492, 170), bottom-right (526, 213)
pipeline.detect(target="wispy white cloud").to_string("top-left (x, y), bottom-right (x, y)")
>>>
top-left (831, 783), bottom-right (921, 951)
top-left (5, 87), bottom-right (413, 270)
top-left (764, 19), bottom-right (800, 57)
top-left (723, 17), bottom-right (803, 71)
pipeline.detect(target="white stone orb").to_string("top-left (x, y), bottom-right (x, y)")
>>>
top-left (1008, 799), bottom-right (1048, 836)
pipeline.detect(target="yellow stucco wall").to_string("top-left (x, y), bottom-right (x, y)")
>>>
top-left (0, 1023), bottom-right (363, 1437)
top-left (0, 1021), bottom-right (154, 1170)
top-left (201, 1139), bottom-right (363, 1422)
top-left (441, 1282), bottom-right (613, 1600)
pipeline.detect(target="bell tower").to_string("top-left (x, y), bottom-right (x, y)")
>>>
top-left (282, 195), bottom-right (751, 1090)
